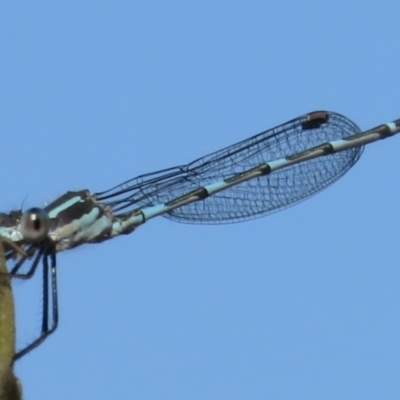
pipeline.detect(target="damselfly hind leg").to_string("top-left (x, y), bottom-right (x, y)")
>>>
top-left (6, 241), bottom-right (59, 362)
top-left (13, 248), bottom-right (58, 361)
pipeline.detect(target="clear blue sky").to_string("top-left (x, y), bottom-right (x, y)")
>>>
top-left (1, 2), bottom-right (400, 399)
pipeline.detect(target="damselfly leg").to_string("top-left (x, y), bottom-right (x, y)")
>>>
top-left (6, 240), bottom-right (58, 361)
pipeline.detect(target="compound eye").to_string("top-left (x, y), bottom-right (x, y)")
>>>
top-left (19, 208), bottom-right (50, 243)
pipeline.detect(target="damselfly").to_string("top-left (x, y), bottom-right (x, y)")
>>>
top-left (2, 110), bottom-right (399, 360)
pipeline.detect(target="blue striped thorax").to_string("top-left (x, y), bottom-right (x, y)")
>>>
top-left (44, 190), bottom-right (114, 251)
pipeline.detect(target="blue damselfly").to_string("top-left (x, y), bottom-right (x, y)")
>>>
top-left (2, 110), bottom-right (399, 360)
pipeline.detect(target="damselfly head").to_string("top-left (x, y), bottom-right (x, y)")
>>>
top-left (19, 207), bottom-right (50, 243)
